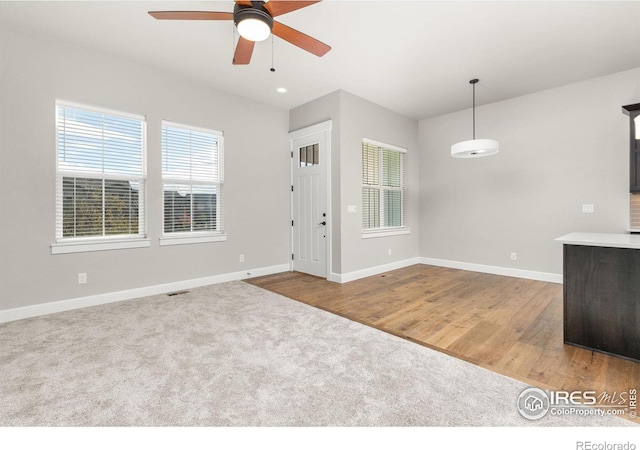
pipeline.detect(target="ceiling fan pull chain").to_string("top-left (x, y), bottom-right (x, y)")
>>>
top-left (233, 25), bottom-right (236, 57)
top-left (270, 34), bottom-right (276, 72)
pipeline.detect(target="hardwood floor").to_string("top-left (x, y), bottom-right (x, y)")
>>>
top-left (247, 264), bottom-right (640, 424)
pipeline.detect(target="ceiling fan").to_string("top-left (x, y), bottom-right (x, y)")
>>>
top-left (149, 0), bottom-right (331, 65)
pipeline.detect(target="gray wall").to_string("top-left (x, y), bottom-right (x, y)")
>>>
top-left (338, 92), bottom-right (419, 274)
top-left (289, 91), bottom-right (343, 273)
top-left (0, 27), bottom-right (290, 310)
top-left (3, 24), bottom-right (639, 313)
top-left (419, 68), bottom-right (640, 275)
top-left (290, 90), bottom-right (420, 276)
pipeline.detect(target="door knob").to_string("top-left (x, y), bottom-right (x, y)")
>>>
top-left (318, 221), bottom-right (327, 226)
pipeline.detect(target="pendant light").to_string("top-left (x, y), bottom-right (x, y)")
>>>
top-left (451, 79), bottom-right (499, 158)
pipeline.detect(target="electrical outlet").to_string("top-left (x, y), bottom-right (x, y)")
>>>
top-left (510, 253), bottom-right (517, 261)
top-left (78, 273), bottom-right (87, 284)
top-left (239, 254), bottom-right (245, 263)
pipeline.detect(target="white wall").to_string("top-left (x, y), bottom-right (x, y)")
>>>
top-left (290, 90), bottom-right (420, 278)
top-left (419, 68), bottom-right (640, 275)
top-left (0, 27), bottom-right (290, 311)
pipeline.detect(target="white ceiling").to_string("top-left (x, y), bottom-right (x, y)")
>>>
top-left (1, 0), bottom-right (639, 120)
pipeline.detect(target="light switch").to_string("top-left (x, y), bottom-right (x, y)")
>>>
top-left (582, 204), bottom-right (594, 213)
top-left (347, 205), bottom-right (357, 214)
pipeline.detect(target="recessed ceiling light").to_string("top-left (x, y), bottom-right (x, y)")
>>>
top-left (277, 87), bottom-right (288, 94)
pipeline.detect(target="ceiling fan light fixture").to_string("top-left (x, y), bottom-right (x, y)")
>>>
top-left (149, 2), bottom-right (331, 65)
top-left (451, 78), bottom-right (500, 158)
top-left (235, 6), bottom-right (273, 42)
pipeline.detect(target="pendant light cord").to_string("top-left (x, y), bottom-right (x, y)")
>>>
top-left (472, 81), bottom-right (476, 140)
top-left (471, 79), bottom-right (478, 140)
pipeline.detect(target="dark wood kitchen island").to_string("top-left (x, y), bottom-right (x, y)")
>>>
top-left (556, 232), bottom-right (640, 362)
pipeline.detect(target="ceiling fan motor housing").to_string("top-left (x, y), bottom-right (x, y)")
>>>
top-left (233, 3), bottom-right (274, 30)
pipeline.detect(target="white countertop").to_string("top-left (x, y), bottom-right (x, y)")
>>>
top-left (555, 232), bottom-right (640, 249)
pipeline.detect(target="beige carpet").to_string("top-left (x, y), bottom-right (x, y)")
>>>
top-left (0, 281), bottom-right (633, 426)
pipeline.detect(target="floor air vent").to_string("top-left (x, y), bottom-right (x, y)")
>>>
top-left (167, 290), bottom-right (190, 297)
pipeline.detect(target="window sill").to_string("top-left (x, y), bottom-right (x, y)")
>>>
top-left (51, 238), bottom-right (151, 255)
top-left (159, 234), bottom-right (228, 246)
top-left (362, 227), bottom-right (411, 239)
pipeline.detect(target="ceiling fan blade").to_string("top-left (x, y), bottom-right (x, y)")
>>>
top-left (148, 11), bottom-right (233, 21)
top-left (233, 37), bottom-right (255, 65)
top-left (234, 1), bottom-right (253, 6)
top-left (264, 1), bottom-right (321, 17)
top-left (272, 21), bottom-right (331, 57)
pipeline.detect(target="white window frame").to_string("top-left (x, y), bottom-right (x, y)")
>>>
top-left (159, 120), bottom-right (226, 246)
top-left (362, 138), bottom-right (410, 239)
top-left (51, 100), bottom-right (149, 255)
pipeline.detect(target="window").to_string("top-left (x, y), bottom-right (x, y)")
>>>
top-left (299, 143), bottom-right (319, 167)
top-left (161, 121), bottom-right (225, 245)
top-left (54, 101), bottom-right (147, 253)
top-left (362, 138), bottom-right (408, 237)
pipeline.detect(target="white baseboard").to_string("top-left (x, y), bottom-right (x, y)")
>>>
top-left (419, 257), bottom-right (563, 284)
top-left (0, 263), bottom-right (290, 324)
top-left (0, 257), bottom-right (561, 324)
top-left (330, 257), bottom-right (422, 283)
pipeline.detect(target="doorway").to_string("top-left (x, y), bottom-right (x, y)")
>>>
top-left (289, 121), bottom-right (331, 278)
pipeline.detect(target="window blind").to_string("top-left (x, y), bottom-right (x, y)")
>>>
top-left (362, 139), bottom-right (406, 230)
top-left (161, 121), bottom-right (223, 235)
top-left (56, 102), bottom-right (146, 240)
top-left (631, 193), bottom-right (640, 229)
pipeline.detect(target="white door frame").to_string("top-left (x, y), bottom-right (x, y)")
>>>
top-left (289, 120), bottom-right (332, 278)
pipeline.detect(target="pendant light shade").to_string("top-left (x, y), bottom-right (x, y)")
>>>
top-left (451, 79), bottom-right (499, 158)
top-left (451, 138), bottom-right (500, 158)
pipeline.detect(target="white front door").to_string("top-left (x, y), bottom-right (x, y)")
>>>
top-left (291, 130), bottom-right (328, 278)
